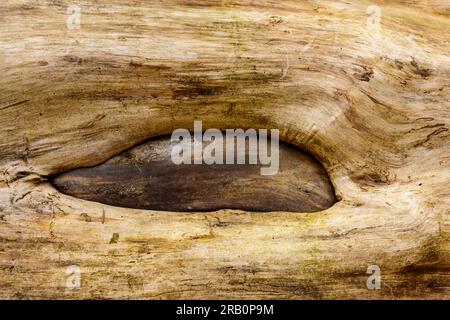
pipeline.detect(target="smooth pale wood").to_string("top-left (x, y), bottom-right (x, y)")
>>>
top-left (0, 0), bottom-right (449, 299)
top-left (52, 135), bottom-right (337, 212)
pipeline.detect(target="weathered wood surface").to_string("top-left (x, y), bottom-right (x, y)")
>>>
top-left (0, 0), bottom-right (449, 299)
top-left (52, 136), bottom-right (337, 212)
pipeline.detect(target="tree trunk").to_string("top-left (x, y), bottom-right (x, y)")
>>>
top-left (0, 0), bottom-right (449, 299)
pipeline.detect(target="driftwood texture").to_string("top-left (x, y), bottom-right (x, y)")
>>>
top-left (0, 0), bottom-right (449, 299)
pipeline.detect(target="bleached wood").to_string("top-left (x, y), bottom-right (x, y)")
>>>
top-left (0, 0), bottom-right (448, 299)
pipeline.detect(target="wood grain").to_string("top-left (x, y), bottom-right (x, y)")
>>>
top-left (0, 0), bottom-right (449, 299)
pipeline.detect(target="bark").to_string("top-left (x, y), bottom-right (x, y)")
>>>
top-left (0, 0), bottom-right (449, 299)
